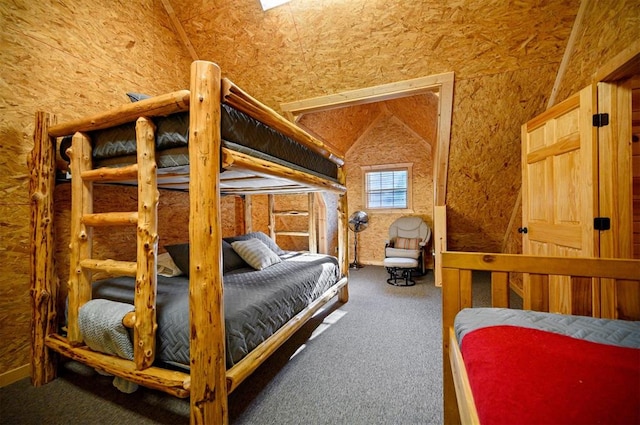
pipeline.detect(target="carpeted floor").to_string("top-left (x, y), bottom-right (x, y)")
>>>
top-left (0, 266), bottom-right (514, 424)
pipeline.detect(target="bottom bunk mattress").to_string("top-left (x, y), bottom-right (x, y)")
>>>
top-left (454, 308), bottom-right (640, 424)
top-left (89, 252), bottom-right (341, 370)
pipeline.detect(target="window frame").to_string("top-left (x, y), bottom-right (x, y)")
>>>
top-left (362, 163), bottom-right (413, 212)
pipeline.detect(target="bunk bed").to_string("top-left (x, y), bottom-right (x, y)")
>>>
top-left (441, 252), bottom-right (640, 424)
top-left (29, 60), bottom-right (349, 425)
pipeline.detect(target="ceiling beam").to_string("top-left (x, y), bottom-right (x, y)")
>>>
top-left (160, 0), bottom-right (199, 61)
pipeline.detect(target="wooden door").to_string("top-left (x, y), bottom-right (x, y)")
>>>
top-left (521, 84), bottom-right (599, 314)
top-left (597, 79), bottom-right (639, 319)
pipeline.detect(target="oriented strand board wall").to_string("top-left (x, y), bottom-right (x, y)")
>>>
top-left (0, 0), bottom-right (192, 378)
top-left (501, 0), bottom-right (640, 256)
top-left (173, 0), bottom-right (581, 254)
top-left (447, 65), bottom-right (558, 251)
top-left (174, 0), bottom-right (579, 104)
top-left (345, 114), bottom-right (433, 266)
top-left (555, 0), bottom-right (640, 103)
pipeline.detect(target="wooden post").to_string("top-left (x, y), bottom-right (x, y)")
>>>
top-left (434, 205), bottom-right (447, 287)
top-left (134, 117), bottom-right (158, 369)
top-left (491, 271), bottom-right (509, 308)
top-left (29, 111), bottom-right (58, 386)
top-left (442, 267), bottom-right (461, 425)
top-left (67, 132), bottom-right (94, 344)
top-left (337, 168), bottom-right (349, 303)
top-left (268, 194), bottom-right (275, 241)
top-left (188, 60), bottom-right (227, 425)
top-left (314, 193), bottom-right (328, 254)
top-left (308, 193), bottom-right (317, 254)
top-left (243, 195), bottom-right (252, 233)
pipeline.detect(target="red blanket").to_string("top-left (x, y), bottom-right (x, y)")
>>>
top-left (461, 325), bottom-right (640, 424)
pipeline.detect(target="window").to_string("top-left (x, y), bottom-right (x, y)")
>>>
top-left (363, 164), bottom-right (412, 210)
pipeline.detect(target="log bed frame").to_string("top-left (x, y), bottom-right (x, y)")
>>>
top-left (441, 251), bottom-right (640, 424)
top-left (29, 60), bottom-right (349, 424)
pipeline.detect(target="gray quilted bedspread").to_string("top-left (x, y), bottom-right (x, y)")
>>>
top-left (91, 253), bottom-right (341, 370)
top-left (454, 308), bottom-right (640, 349)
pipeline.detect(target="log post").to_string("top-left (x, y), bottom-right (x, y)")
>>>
top-left (134, 117), bottom-right (159, 369)
top-left (308, 193), bottom-right (317, 254)
top-left (67, 132), bottom-right (94, 344)
top-left (29, 111), bottom-right (59, 386)
top-left (337, 168), bottom-right (349, 303)
top-left (243, 194), bottom-right (252, 233)
top-left (268, 194), bottom-right (275, 240)
top-left (188, 60), bottom-right (227, 425)
top-left (442, 267), bottom-right (462, 425)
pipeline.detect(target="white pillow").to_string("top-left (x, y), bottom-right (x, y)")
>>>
top-left (231, 238), bottom-right (282, 270)
top-left (157, 252), bottom-right (183, 277)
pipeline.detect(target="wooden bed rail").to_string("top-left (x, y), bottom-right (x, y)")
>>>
top-left (441, 251), bottom-right (640, 425)
top-left (48, 90), bottom-right (191, 138)
top-left (222, 79), bottom-right (345, 167)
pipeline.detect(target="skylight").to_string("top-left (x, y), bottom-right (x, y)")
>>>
top-left (260, 0), bottom-right (290, 11)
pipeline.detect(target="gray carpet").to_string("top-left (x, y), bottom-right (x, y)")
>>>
top-left (0, 267), bottom-right (513, 424)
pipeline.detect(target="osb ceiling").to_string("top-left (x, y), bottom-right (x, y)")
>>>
top-left (167, 0), bottom-right (579, 107)
top-left (163, 0), bottom-right (581, 252)
top-left (295, 93), bottom-right (439, 156)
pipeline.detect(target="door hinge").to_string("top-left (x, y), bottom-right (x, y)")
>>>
top-left (594, 217), bottom-right (611, 231)
top-left (592, 113), bottom-right (609, 127)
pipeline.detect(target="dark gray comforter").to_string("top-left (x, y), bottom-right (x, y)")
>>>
top-left (91, 252), bottom-right (341, 370)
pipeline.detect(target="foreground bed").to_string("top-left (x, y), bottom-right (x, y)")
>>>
top-left (30, 60), bottom-right (349, 424)
top-left (441, 252), bottom-right (640, 424)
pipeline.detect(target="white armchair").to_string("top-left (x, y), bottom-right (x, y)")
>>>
top-left (384, 216), bottom-right (431, 284)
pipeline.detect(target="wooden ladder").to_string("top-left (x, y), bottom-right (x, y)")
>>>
top-left (268, 193), bottom-right (317, 253)
top-left (66, 117), bottom-right (159, 370)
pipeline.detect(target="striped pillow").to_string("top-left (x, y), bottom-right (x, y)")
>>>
top-left (231, 238), bottom-right (282, 270)
top-left (394, 237), bottom-right (420, 250)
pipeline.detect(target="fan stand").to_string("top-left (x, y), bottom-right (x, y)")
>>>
top-left (349, 228), bottom-right (364, 269)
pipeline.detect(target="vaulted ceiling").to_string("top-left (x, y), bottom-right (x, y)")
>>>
top-left (295, 93), bottom-right (439, 156)
top-left (159, 0), bottom-right (589, 252)
top-left (165, 0), bottom-right (579, 107)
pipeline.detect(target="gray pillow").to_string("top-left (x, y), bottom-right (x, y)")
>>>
top-left (165, 241), bottom-right (248, 276)
top-left (165, 243), bottom-right (189, 275)
top-left (224, 231), bottom-right (285, 256)
top-left (222, 240), bottom-right (249, 272)
top-left (231, 239), bottom-right (282, 270)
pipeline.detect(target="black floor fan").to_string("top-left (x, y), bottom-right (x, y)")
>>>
top-left (348, 210), bottom-right (369, 269)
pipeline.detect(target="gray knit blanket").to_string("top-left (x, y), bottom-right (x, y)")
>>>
top-left (79, 299), bottom-right (135, 360)
top-left (78, 299), bottom-right (138, 393)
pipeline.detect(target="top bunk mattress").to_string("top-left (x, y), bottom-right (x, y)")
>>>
top-left (59, 103), bottom-right (339, 182)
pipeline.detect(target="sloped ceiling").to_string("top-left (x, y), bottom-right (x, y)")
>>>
top-left (164, 0), bottom-right (582, 252)
top-left (295, 93), bottom-right (439, 156)
top-left (168, 0), bottom-right (579, 109)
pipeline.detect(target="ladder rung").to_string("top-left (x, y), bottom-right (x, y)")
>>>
top-left (275, 231), bottom-right (309, 237)
top-left (81, 164), bottom-right (138, 182)
top-left (80, 259), bottom-right (137, 276)
top-left (82, 212), bottom-right (138, 227)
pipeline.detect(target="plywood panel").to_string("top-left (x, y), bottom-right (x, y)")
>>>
top-left (447, 65), bottom-right (557, 251)
top-left (298, 103), bottom-right (383, 156)
top-left (556, 0), bottom-right (640, 102)
top-left (344, 114), bottom-right (432, 265)
top-left (385, 94), bottom-right (440, 146)
top-left (0, 0), bottom-right (193, 376)
top-left (175, 0), bottom-right (579, 109)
